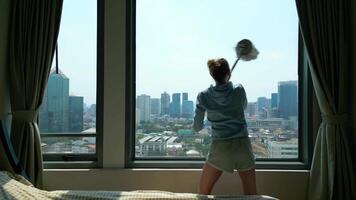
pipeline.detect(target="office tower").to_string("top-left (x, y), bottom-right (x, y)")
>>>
top-left (87, 104), bottom-right (96, 117)
top-left (150, 98), bottom-right (160, 115)
top-left (182, 100), bottom-right (194, 118)
top-left (266, 98), bottom-right (271, 109)
top-left (160, 92), bottom-right (170, 116)
top-left (69, 96), bottom-right (84, 132)
top-left (39, 70), bottom-right (69, 132)
top-left (278, 80), bottom-right (298, 119)
top-left (171, 93), bottom-right (181, 118)
top-left (246, 102), bottom-right (257, 117)
top-left (269, 108), bottom-right (280, 118)
top-left (137, 94), bottom-right (151, 122)
top-left (257, 97), bottom-right (269, 112)
top-left (136, 108), bottom-right (141, 125)
top-left (271, 93), bottom-right (278, 108)
top-left (182, 93), bottom-right (188, 101)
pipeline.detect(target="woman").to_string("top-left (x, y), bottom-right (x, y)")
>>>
top-left (193, 58), bottom-right (257, 195)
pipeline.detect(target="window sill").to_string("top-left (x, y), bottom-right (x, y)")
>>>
top-left (44, 161), bottom-right (309, 170)
top-left (129, 160), bottom-right (308, 170)
top-left (44, 161), bottom-right (98, 169)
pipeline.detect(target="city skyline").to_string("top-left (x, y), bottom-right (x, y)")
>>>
top-left (135, 79), bottom-right (298, 104)
top-left (135, 79), bottom-right (298, 123)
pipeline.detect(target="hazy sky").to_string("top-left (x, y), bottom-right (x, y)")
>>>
top-left (54, 0), bottom-right (97, 105)
top-left (56, 0), bottom-right (298, 105)
top-left (136, 0), bottom-right (298, 103)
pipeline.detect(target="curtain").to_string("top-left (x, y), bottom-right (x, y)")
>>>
top-left (295, 0), bottom-right (356, 199)
top-left (8, 0), bottom-right (63, 188)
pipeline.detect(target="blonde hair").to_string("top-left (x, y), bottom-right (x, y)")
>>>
top-left (207, 58), bottom-right (230, 83)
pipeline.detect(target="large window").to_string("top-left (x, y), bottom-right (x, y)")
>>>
top-left (39, 0), bottom-right (99, 162)
top-left (129, 0), bottom-right (304, 164)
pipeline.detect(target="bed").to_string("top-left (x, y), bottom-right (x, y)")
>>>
top-left (0, 171), bottom-right (278, 200)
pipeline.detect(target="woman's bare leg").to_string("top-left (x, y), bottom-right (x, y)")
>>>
top-left (199, 163), bottom-right (223, 195)
top-left (238, 168), bottom-right (257, 195)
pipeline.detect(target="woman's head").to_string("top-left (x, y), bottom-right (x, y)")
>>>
top-left (207, 58), bottom-right (230, 84)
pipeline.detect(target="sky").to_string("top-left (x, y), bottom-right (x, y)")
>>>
top-left (136, 0), bottom-right (299, 103)
top-left (54, 0), bottom-right (97, 105)
top-left (56, 0), bottom-right (298, 105)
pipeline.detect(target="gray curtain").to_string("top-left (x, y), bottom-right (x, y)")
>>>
top-left (295, 0), bottom-right (356, 199)
top-left (9, 0), bottom-right (63, 188)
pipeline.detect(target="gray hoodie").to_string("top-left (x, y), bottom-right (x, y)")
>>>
top-left (193, 82), bottom-right (248, 140)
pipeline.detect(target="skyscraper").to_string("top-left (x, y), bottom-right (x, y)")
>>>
top-left (182, 93), bottom-right (188, 101)
top-left (150, 98), bottom-right (160, 115)
top-left (171, 93), bottom-right (181, 118)
top-left (160, 92), bottom-right (170, 116)
top-left (136, 108), bottom-right (141, 125)
top-left (39, 70), bottom-right (69, 132)
top-left (257, 97), bottom-right (269, 112)
top-left (182, 100), bottom-right (194, 118)
top-left (271, 93), bottom-right (278, 108)
top-left (137, 94), bottom-right (151, 122)
top-left (246, 102), bottom-right (257, 117)
top-left (69, 96), bottom-right (84, 132)
top-left (278, 81), bottom-right (298, 119)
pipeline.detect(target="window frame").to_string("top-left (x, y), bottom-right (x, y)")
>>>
top-left (42, 0), bottom-right (104, 168)
top-left (125, 0), bottom-right (313, 169)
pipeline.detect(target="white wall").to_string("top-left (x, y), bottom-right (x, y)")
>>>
top-left (42, 1), bottom-right (310, 200)
top-left (101, 0), bottom-right (126, 168)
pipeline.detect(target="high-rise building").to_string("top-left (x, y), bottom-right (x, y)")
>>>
top-left (39, 70), bottom-right (69, 132)
top-left (267, 138), bottom-right (298, 158)
top-left (137, 94), bottom-right (151, 122)
top-left (182, 100), bottom-right (194, 118)
top-left (271, 93), bottom-right (278, 108)
top-left (182, 93), bottom-right (188, 101)
top-left (69, 96), bottom-right (84, 132)
top-left (171, 93), bottom-right (181, 118)
top-left (150, 98), bottom-right (160, 115)
top-left (246, 102), bottom-right (257, 117)
top-left (278, 81), bottom-right (298, 119)
top-left (269, 107), bottom-right (280, 118)
top-left (160, 92), bottom-right (170, 116)
top-left (136, 108), bottom-right (141, 125)
top-left (87, 104), bottom-right (96, 117)
top-left (257, 97), bottom-right (269, 112)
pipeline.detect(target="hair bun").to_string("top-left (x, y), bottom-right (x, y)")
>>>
top-left (207, 58), bottom-right (230, 83)
top-left (207, 59), bottom-right (217, 69)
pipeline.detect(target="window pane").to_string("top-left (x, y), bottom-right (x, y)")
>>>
top-left (41, 135), bottom-right (96, 154)
top-left (39, 0), bottom-right (97, 155)
top-left (136, 0), bottom-right (298, 159)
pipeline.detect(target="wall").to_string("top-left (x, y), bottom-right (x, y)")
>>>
top-left (42, 1), bottom-right (309, 200)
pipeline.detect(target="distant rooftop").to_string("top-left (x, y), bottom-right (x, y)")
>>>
top-left (50, 68), bottom-right (69, 79)
top-left (278, 80), bottom-right (297, 85)
top-left (82, 128), bottom-right (96, 133)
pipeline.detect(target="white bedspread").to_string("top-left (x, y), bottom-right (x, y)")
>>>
top-left (0, 171), bottom-right (278, 200)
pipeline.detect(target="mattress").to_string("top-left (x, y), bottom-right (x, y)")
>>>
top-left (0, 171), bottom-right (278, 200)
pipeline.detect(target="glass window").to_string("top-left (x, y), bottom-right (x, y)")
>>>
top-left (39, 0), bottom-right (97, 159)
top-left (134, 0), bottom-right (299, 160)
